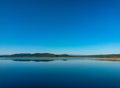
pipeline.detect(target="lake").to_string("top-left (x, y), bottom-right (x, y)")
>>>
top-left (0, 57), bottom-right (120, 88)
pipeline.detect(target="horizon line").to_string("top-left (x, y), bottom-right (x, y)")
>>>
top-left (0, 52), bottom-right (120, 56)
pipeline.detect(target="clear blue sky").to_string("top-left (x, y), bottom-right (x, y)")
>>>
top-left (0, 0), bottom-right (120, 55)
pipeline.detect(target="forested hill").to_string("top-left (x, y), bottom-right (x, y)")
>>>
top-left (0, 53), bottom-right (71, 57)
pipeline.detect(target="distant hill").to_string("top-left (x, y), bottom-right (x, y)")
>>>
top-left (0, 53), bottom-right (72, 57)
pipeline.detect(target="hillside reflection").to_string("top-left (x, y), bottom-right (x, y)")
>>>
top-left (12, 59), bottom-right (55, 62)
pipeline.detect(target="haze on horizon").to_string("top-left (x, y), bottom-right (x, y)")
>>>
top-left (0, 0), bottom-right (120, 55)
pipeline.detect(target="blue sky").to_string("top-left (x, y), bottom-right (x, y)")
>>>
top-left (0, 0), bottom-right (120, 55)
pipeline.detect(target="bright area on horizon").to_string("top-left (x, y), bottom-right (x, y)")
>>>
top-left (0, 0), bottom-right (120, 55)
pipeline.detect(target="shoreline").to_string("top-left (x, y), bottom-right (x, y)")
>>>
top-left (1, 56), bottom-right (120, 61)
top-left (100, 58), bottom-right (120, 61)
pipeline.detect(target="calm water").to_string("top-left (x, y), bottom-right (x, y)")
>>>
top-left (0, 58), bottom-right (120, 88)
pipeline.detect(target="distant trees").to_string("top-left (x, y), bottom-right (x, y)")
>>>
top-left (6, 53), bottom-right (71, 57)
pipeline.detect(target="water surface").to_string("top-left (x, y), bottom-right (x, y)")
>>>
top-left (0, 58), bottom-right (120, 88)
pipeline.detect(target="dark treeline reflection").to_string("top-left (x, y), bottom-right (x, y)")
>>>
top-left (0, 57), bottom-right (81, 62)
top-left (12, 59), bottom-right (55, 62)
top-left (0, 58), bottom-right (70, 62)
top-left (12, 58), bottom-right (69, 62)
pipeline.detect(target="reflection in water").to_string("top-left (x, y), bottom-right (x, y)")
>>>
top-left (0, 58), bottom-right (71, 62)
top-left (2, 57), bottom-right (88, 62)
top-left (12, 59), bottom-right (55, 62)
top-left (0, 57), bottom-right (98, 62)
top-left (62, 59), bottom-right (68, 61)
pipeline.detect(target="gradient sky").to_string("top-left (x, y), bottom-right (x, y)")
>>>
top-left (0, 0), bottom-right (120, 55)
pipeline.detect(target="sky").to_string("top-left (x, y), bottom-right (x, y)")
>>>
top-left (0, 0), bottom-right (120, 55)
